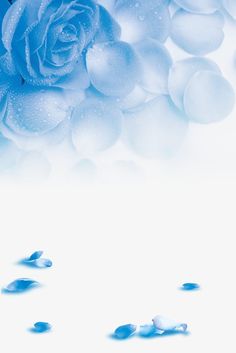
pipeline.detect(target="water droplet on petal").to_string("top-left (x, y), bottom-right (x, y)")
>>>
top-left (168, 57), bottom-right (221, 110)
top-left (3, 278), bottom-right (39, 293)
top-left (184, 71), bottom-right (235, 123)
top-left (171, 10), bottom-right (224, 55)
top-left (114, 324), bottom-right (137, 339)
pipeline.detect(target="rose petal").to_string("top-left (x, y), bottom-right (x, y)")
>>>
top-left (3, 278), bottom-right (39, 293)
top-left (174, 0), bottom-right (221, 14)
top-left (168, 57), bottom-right (221, 110)
top-left (171, 10), bottom-right (224, 55)
top-left (114, 324), bottom-right (137, 339)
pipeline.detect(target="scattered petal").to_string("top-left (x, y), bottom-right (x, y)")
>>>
top-left (3, 278), bottom-right (39, 293)
top-left (152, 315), bottom-right (187, 333)
top-left (139, 324), bottom-right (156, 337)
top-left (135, 38), bottom-right (172, 95)
top-left (181, 283), bottom-right (200, 291)
top-left (168, 57), bottom-right (221, 110)
top-left (114, 324), bottom-right (137, 339)
top-left (86, 41), bottom-right (140, 97)
top-left (114, 0), bottom-right (170, 43)
top-left (171, 10), bottom-right (224, 55)
top-left (124, 96), bottom-right (188, 158)
top-left (71, 98), bottom-right (122, 155)
top-left (28, 251), bottom-right (43, 261)
top-left (33, 322), bottom-right (52, 333)
top-left (174, 0), bottom-right (221, 14)
top-left (184, 71), bottom-right (235, 123)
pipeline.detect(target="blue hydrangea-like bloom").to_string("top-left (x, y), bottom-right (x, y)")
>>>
top-left (0, 0), bottom-right (119, 86)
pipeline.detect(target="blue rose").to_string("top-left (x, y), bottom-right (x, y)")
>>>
top-left (0, 0), bottom-right (119, 86)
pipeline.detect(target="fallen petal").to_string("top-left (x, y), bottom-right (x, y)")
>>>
top-left (33, 322), bottom-right (52, 333)
top-left (181, 283), bottom-right (200, 291)
top-left (114, 324), bottom-right (137, 339)
top-left (139, 324), bottom-right (156, 337)
top-left (28, 251), bottom-right (43, 261)
top-left (152, 315), bottom-right (187, 333)
top-left (4, 278), bottom-right (39, 293)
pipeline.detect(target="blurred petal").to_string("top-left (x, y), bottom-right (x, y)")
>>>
top-left (114, 324), bottom-right (137, 339)
top-left (124, 96), bottom-right (188, 159)
top-left (71, 98), bottom-right (122, 155)
top-left (222, 0), bottom-right (236, 20)
top-left (4, 278), bottom-right (39, 293)
top-left (181, 283), bottom-right (200, 291)
top-left (171, 10), bottom-right (224, 55)
top-left (33, 322), bottom-right (52, 333)
top-left (152, 315), bottom-right (187, 333)
top-left (184, 71), bottom-right (235, 123)
top-left (168, 57), bottom-right (221, 110)
top-left (28, 251), bottom-right (43, 261)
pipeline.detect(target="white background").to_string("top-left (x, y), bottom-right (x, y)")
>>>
top-left (0, 181), bottom-right (235, 352)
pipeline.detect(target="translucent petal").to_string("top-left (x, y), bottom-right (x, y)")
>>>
top-left (94, 5), bottom-right (121, 43)
top-left (28, 251), bottom-right (43, 261)
top-left (174, 0), bottom-right (221, 14)
top-left (34, 258), bottom-right (53, 268)
top-left (116, 85), bottom-right (148, 111)
top-left (222, 0), bottom-right (236, 20)
top-left (139, 324), bottom-right (156, 337)
top-left (33, 322), bottom-right (52, 333)
top-left (152, 315), bottom-right (187, 333)
top-left (114, 0), bottom-right (170, 43)
top-left (168, 57), bottom-right (221, 110)
top-left (71, 98), bottom-right (123, 155)
top-left (3, 85), bottom-right (72, 136)
top-left (4, 278), bottom-right (39, 293)
top-left (171, 10), bottom-right (224, 55)
top-left (184, 71), bottom-right (235, 123)
top-left (181, 283), bottom-right (200, 291)
top-left (114, 324), bottom-right (137, 339)
top-left (135, 39), bottom-right (172, 95)
top-left (86, 41), bottom-right (140, 97)
top-left (124, 96), bottom-right (188, 159)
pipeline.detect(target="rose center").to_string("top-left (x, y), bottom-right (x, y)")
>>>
top-left (59, 24), bottom-right (78, 43)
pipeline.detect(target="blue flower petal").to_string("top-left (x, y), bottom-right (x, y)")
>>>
top-left (124, 96), bottom-right (188, 159)
top-left (94, 5), bottom-right (121, 43)
top-left (222, 0), bottom-right (236, 20)
top-left (4, 278), bottom-right (39, 293)
top-left (71, 98), bottom-right (122, 155)
top-left (86, 41), bottom-right (140, 97)
top-left (168, 57), bottom-right (221, 110)
top-left (139, 324), bottom-right (156, 337)
top-left (184, 71), bottom-right (235, 123)
top-left (0, 0), bottom-right (10, 55)
top-left (28, 251), bottom-right (43, 261)
top-left (33, 322), bottom-right (52, 333)
top-left (171, 10), bottom-right (224, 55)
top-left (181, 283), bottom-right (200, 291)
top-left (34, 258), bottom-right (53, 268)
top-left (135, 38), bottom-right (172, 95)
top-left (174, 0), bottom-right (221, 14)
top-left (152, 315), bottom-right (188, 333)
top-left (3, 85), bottom-right (72, 136)
top-left (115, 0), bottom-right (170, 43)
top-left (114, 324), bottom-right (137, 339)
